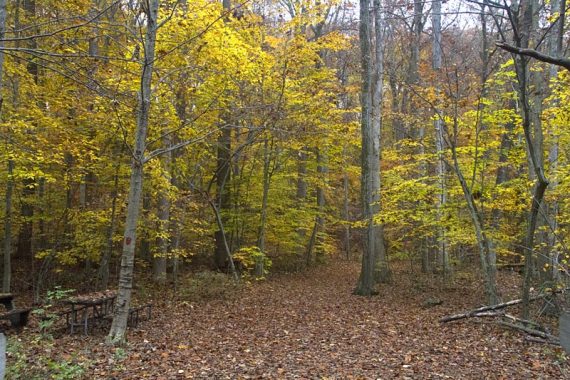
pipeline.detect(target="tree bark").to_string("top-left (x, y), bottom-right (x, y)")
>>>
top-left (214, 125), bottom-right (232, 269)
top-left (510, 0), bottom-right (550, 320)
top-left (108, 0), bottom-right (159, 346)
top-left (355, 0), bottom-right (375, 295)
top-left (214, 0), bottom-right (233, 270)
top-left (257, 137), bottom-right (272, 253)
top-left (153, 136), bottom-right (172, 284)
top-left (0, 0), bottom-right (10, 293)
top-left (3, 160), bottom-right (13, 293)
top-left (432, 0), bottom-right (450, 280)
top-left (98, 163), bottom-right (120, 290)
top-left (296, 149), bottom-right (308, 258)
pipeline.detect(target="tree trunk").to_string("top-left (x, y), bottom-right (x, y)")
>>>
top-left (432, 0), bottom-right (450, 280)
top-left (372, 0), bottom-right (390, 283)
top-left (296, 149), bottom-right (308, 259)
top-left (153, 136), bottom-right (172, 284)
top-left (543, 0), bottom-right (564, 288)
top-left (513, 0), bottom-right (550, 320)
top-left (0, 0), bottom-right (10, 293)
top-left (342, 171), bottom-right (351, 259)
top-left (257, 137), bottom-right (272, 253)
top-left (214, 0), bottom-right (233, 270)
top-left (3, 160), bottom-right (13, 293)
top-left (306, 148), bottom-right (327, 265)
top-left (214, 126), bottom-right (232, 269)
top-left (355, 0), bottom-right (374, 296)
top-left (98, 163), bottom-right (120, 290)
top-left (108, 0), bottom-right (159, 346)
top-left (451, 145), bottom-right (500, 304)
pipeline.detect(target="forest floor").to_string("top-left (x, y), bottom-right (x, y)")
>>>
top-left (8, 260), bottom-right (570, 379)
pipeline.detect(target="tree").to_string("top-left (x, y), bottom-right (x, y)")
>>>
top-left (108, 0), bottom-right (159, 345)
top-left (355, 0), bottom-right (389, 295)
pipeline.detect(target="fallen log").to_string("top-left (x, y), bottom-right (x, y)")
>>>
top-left (498, 321), bottom-right (560, 343)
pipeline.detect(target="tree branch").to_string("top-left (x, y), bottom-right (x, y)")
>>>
top-left (496, 41), bottom-right (570, 71)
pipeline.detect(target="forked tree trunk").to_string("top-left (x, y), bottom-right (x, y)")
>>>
top-left (108, 0), bottom-right (159, 346)
top-left (450, 144), bottom-right (500, 305)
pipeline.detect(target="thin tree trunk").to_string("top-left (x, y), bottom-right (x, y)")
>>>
top-left (342, 170), bottom-right (351, 259)
top-left (306, 148), bottom-right (327, 265)
top-left (257, 138), bottom-right (271, 253)
top-left (432, 0), bottom-right (450, 280)
top-left (16, 0), bottom-right (37, 261)
top-left (315, 148), bottom-right (327, 261)
top-left (257, 138), bottom-right (269, 252)
top-left (296, 149), bottom-right (307, 258)
top-left (214, 126), bottom-right (231, 269)
top-left (108, 0), bottom-right (159, 346)
top-left (3, 160), bottom-right (13, 293)
top-left (98, 163), bottom-right (120, 290)
top-left (450, 142), bottom-right (500, 304)
top-left (0, 0), bottom-right (10, 293)
top-left (208, 198), bottom-right (238, 281)
top-left (214, 0), bottom-right (233, 270)
top-left (153, 136), bottom-right (172, 284)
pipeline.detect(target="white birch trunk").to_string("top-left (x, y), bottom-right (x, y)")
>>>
top-left (108, 0), bottom-right (159, 345)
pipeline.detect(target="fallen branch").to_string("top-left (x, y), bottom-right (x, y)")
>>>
top-left (440, 288), bottom-right (568, 323)
top-left (498, 321), bottom-right (560, 343)
top-left (440, 295), bottom-right (545, 323)
top-left (524, 336), bottom-right (561, 346)
top-left (471, 311), bottom-right (505, 318)
top-left (503, 313), bottom-right (545, 331)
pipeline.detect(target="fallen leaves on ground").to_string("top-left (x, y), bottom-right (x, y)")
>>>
top-left (10, 261), bottom-right (570, 379)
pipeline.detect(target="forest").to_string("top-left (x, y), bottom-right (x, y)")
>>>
top-left (0, 0), bottom-right (570, 378)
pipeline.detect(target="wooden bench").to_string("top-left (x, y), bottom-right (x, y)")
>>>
top-left (0, 308), bottom-right (31, 329)
top-left (128, 303), bottom-right (152, 328)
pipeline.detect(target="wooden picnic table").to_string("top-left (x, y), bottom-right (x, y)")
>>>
top-left (0, 293), bottom-right (30, 330)
top-left (62, 292), bottom-right (116, 335)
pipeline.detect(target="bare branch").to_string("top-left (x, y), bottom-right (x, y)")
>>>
top-left (496, 41), bottom-right (570, 71)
